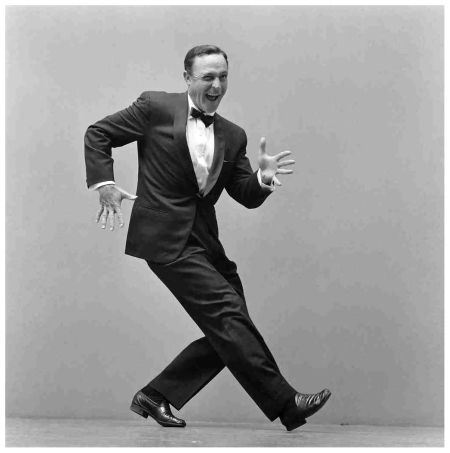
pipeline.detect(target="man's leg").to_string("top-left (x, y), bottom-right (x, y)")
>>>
top-left (146, 244), bottom-right (297, 421)
top-left (143, 245), bottom-right (253, 410)
top-left (145, 336), bottom-right (225, 409)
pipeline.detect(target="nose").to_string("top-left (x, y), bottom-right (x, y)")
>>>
top-left (212, 77), bottom-right (221, 89)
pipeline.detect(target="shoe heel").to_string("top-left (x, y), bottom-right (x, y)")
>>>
top-left (130, 404), bottom-right (149, 419)
top-left (281, 408), bottom-right (307, 432)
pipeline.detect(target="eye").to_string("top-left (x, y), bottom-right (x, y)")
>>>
top-left (219, 75), bottom-right (228, 81)
top-left (202, 76), bottom-right (214, 82)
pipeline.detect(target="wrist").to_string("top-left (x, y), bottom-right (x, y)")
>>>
top-left (98, 184), bottom-right (116, 193)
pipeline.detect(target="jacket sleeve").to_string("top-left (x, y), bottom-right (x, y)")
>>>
top-left (84, 92), bottom-right (152, 188)
top-left (225, 131), bottom-right (273, 209)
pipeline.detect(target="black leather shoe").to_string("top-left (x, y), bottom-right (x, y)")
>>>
top-left (130, 391), bottom-right (186, 427)
top-left (280, 389), bottom-right (331, 431)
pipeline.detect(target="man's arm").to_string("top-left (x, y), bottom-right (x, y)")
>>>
top-left (84, 92), bottom-right (152, 187)
top-left (84, 92), bottom-right (152, 230)
top-left (225, 134), bottom-right (295, 209)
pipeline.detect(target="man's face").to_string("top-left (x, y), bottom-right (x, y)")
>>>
top-left (184, 53), bottom-right (228, 114)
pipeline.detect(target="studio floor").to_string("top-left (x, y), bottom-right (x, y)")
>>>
top-left (5, 417), bottom-right (444, 447)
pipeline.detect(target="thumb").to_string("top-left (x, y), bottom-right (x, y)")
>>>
top-left (273, 176), bottom-right (282, 186)
top-left (259, 137), bottom-right (266, 155)
top-left (123, 192), bottom-right (138, 200)
top-left (117, 186), bottom-right (138, 200)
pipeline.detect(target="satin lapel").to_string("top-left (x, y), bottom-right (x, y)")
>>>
top-left (173, 92), bottom-right (198, 189)
top-left (203, 115), bottom-right (226, 197)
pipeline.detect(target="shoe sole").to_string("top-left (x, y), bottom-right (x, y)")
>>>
top-left (130, 403), bottom-right (186, 428)
top-left (285, 417), bottom-right (307, 432)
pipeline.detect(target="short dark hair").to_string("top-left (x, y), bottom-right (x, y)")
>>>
top-left (184, 45), bottom-right (228, 74)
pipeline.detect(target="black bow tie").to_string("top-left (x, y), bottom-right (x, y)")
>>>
top-left (190, 107), bottom-right (215, 128)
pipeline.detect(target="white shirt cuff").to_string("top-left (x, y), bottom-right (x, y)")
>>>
top-left (89, 181), bottom-right (115, 190)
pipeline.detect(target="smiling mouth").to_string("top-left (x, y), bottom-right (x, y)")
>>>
top-left (206, 94), bottom-right (220, 101)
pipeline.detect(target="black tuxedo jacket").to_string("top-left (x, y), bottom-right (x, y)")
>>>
top-left (85, 91), bottom-right (271, 264)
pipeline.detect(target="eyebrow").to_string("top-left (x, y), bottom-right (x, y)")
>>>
top-left (201, 70), bottom-right (228, 77)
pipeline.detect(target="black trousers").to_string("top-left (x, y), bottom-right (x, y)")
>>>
top-left (146, 203), bottom-right (297, 421)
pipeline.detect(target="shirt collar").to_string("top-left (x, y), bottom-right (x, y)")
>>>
top-left (188, 94), bottom-right (216, 117)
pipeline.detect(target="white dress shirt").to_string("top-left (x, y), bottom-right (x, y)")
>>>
top-left (186, 95), bottom-right (215, 195)
top-left (89, 95), bottom-right (273, 193)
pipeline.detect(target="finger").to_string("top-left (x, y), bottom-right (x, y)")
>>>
top-left (273, 176), bottom-right (282, 186)
top-left (108, 208), bottom-right (115, 231)
top-left (259, 137), bottom-right (266, 155)
top-left (100, 209), bottom-right (108, 229)
top-left (116, 207), bottom-right (124, 228)
top-left (95, 205), bottom-right (104, 223)
top-left (278, 159), bottom-right (296, 167)
top-left (275, 150), bottom-right (292, 161)
top-left (276, 169), bottom-right (294, 175)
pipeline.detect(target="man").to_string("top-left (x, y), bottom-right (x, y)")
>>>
top-left (84, 45), bottom-right (331, 432)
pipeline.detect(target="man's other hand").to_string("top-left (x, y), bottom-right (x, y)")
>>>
top-left (95, 185), bottom-right (137, 231)
top-left (258, 137), bottom-right (295, 186)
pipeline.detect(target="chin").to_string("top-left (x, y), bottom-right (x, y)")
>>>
top-left (203, 101), bottom-right (220, 113)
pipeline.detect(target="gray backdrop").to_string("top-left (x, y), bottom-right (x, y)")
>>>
top-left (6, 6), bottom-right (443, 426)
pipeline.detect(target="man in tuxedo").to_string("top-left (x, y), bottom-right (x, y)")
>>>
top-left (84, 45), bottom-right (331, 431)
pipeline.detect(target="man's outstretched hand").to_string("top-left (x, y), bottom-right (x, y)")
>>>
top-left (258, 137), bottom-right (295, 186)
top-left (95, 185), bottom-right (137, 231)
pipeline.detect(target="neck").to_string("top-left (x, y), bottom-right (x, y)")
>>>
top-left (188, 94), bottom-right (216, 115)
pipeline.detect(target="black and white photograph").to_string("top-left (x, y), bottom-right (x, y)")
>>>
top-left (4, 2), bottom-right (445, 448)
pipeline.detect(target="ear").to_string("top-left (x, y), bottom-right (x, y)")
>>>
top-left (183, 71), bottom-right (191, 85)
